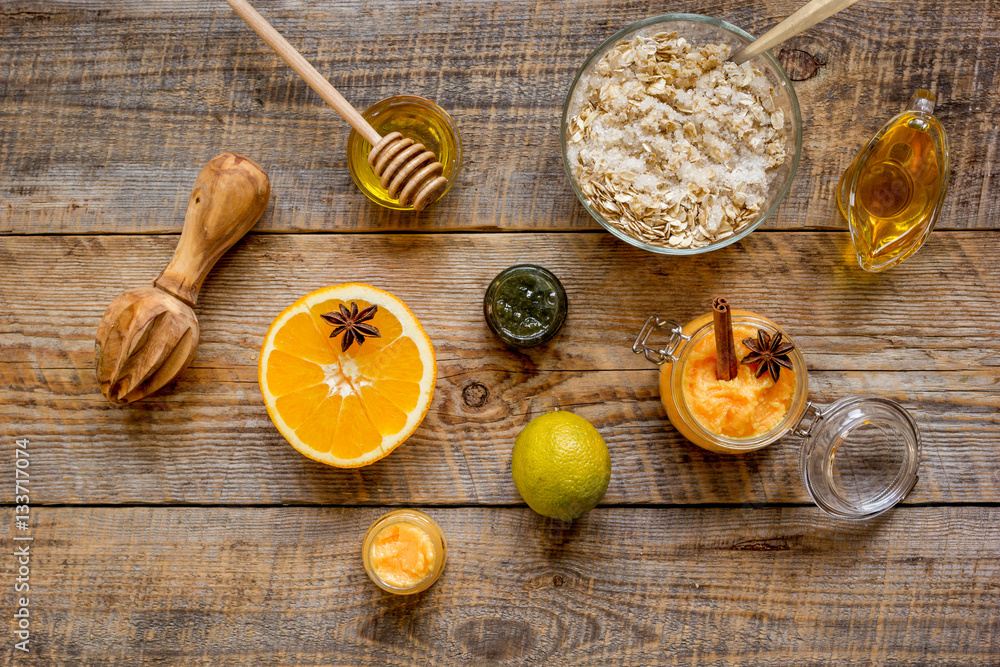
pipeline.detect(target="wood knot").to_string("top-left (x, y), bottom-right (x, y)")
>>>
top-left (552, 575), bottom-right (564, 587)
top-left (462, 381), bottom-right (489, 408)
top-left (729, 538), bottom-right (791, 552)
top-left (777, 49), bottom-right (824, 81)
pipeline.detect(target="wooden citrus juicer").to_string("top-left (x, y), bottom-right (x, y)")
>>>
top-left (95, 153), bottom-right (270, 404)
top-left (226, 0), bottom-right (449, 211)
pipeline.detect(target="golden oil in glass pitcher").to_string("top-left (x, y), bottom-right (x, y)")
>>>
top-left (347, 95), bottom-right (462, 211)
top-left (838, 90), bottom-right (949, 272)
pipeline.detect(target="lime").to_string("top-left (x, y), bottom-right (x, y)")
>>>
top-left (511, 410), bottom-right (611, 522)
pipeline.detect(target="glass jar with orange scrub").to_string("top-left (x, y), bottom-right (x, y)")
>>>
top-left (363, 509), bottom-right (446, 594)
top-left (633, 302), bottom-right (923, 520)
top-left (635, 306), bottom-right (809, 454)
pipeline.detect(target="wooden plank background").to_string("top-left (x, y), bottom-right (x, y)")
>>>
top-left (2, 0), bottom-right (998, 664)
top-left (1, 0), bottom-right (998, 234)
top-left (3, 232), bottom-right (999, 506)
top-left (4, 507), bottom-right (999, 665)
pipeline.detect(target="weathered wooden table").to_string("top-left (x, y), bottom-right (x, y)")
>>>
top-left (2, 1), bottom-right (998, 664)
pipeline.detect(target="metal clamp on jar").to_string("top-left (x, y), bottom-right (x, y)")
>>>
top-left (634, 311), bottom-right (921, 520)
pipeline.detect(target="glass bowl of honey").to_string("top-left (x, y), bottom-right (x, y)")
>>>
top-left (634, 309), bottom-right (922, 520)
top-left (347, 95), bottom-right (462, 211)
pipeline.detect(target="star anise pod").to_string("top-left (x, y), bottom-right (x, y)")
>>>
top-left (320, 302), bottom-right (380, 352)
top-left (740, 329), bottom-right (795, 382)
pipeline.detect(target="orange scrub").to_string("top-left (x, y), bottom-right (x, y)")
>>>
top-left (370, 523), bottom-right (436, 588)
top-left (682, 325), bottom-right (796, 438)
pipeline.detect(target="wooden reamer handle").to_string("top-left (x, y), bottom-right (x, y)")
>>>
top-left (154, 152), bottom-right (270, 306)
top-left (226, 0), bottom-right (382, 145)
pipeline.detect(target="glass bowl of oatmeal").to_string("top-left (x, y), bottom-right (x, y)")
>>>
top-left (561, 14), bottom-right (802, 254)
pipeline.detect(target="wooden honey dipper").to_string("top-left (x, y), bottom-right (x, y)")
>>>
top-left (227, 0), bottom-right (449, 211)
top-left (95, 153), bottom-right (270, 404)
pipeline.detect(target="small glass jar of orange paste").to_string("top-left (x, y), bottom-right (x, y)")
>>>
top-left (363, 509), bottom-right (446, 594)
top-left (634, 308), bottom-right (923, 520)
top-left (637, 309), bottom-right (809, 454)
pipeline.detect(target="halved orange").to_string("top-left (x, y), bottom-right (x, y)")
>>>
top-left (259, 284), bottom-right (436, 468)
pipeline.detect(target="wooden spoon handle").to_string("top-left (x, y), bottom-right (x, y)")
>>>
top-left (731, 0), bottom-right (861, 65)
top-left (226, 0), bottom-right (382, 145)
top-left (154, 153), bottom-right (270, 306)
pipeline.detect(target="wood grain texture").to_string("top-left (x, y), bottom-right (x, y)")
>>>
top-left (3, 506), bottom-right (997, 665)
top-left (3, 232), bottom-right (997, 505)
top-left (1, 0), bottom-right (997, 234)
top-left (2, 1), bottom-right (998, 663)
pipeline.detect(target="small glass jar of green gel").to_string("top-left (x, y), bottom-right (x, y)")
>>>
top-left (483, 265), bottom-right (567, 347)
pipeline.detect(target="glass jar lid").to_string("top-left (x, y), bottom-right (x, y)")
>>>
top-left (798, 396), bottom-right (920, 520)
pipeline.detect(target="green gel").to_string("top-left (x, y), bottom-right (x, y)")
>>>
top-left (484, 266), bottom-right (567, 348)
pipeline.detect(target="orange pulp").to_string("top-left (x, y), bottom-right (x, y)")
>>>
top-left (682, 324), bottom-right (796, 438)
top-left (370, 522), bottom-right (436, 588)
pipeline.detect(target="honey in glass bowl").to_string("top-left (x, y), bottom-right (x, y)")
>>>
top-left (347, 95), bottom-right (462, 211)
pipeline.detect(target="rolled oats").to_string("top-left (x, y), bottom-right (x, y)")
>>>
top-left (567, 32), bottom-right (787, 249)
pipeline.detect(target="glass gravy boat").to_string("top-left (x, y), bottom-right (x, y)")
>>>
top-left (838, 89), bottom-right (950, 272)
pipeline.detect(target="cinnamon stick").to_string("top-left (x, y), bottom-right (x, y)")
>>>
top-left (713, 297), bottom-right (738, 381)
